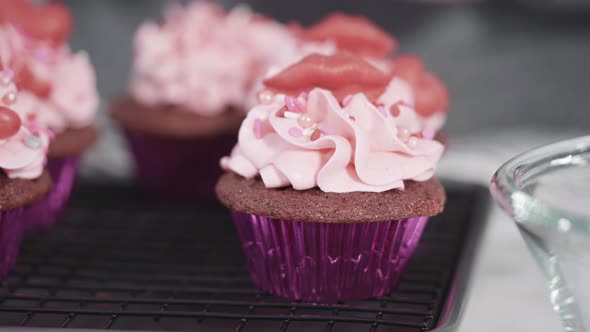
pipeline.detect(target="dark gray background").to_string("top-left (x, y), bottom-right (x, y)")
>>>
top-left (61, 0), bottom-right (590, 136)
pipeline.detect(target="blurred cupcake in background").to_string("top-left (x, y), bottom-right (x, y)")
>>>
top-left (0, 1), bottom-right (99, 230)
top-left (216, 53), bottom-right (445, 301)
top-left (0, 67), bottom-right (52, 280)
top-left (111, 1), bottom-right (309, 200)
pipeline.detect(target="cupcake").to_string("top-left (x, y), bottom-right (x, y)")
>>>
top-left (111, 2), bottom-right (305, 200)
top-left (216, 53), bottom-right (445, 302)
top-left (0, 3), bottom-right (99, 230)
top-left (0, 67), bottom-right (52, 280)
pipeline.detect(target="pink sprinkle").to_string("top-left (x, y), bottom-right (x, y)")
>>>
top-left (298, 92), bottom-right (309, 100)
top-left (293, 98), bottom-right (306, 113)
top-left (342, 95), bottom-right (353, 107)
top-left (377, 105), bottom-right (386, 117)
top-left (1, 68), bottom-right (14, 79)
top-left (284, 96), bottom-right (295, 112)
top-left (422, 127), bottom-right (436, 140)
top-left (35, 47), bottom-right (50, 62)
top-left (26, 122), bottom-right (55, 139)
top-left (254, 119), bottom-right (263, 139)
top-left (288, 127), bottom-right (303, 138)
top-left (285, 96), bottom-right (305, 113)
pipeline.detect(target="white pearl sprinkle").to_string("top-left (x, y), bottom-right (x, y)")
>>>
top-left (257, 90), bottom-right (274, 104)
top-left (399, 127), bottom-right (410, 139)
top-left (2, 92), bottom-right (17, 105)
top-left (283, 111), bottom-right (300, 119)
top-left (408, 137), bottom-right (418, 148)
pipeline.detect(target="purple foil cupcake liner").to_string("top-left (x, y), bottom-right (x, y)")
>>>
top-left (124, 130), bottom-right (235, 200)
top-left (231, 211), bottom-right (429, 302)
top-left (25, 156), bottom-right (81, 231)
top-left (0, 208), bottom-right (26, 281)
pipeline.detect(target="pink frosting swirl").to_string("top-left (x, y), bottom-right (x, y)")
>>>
top-left (221, 88), bottom-right (443, 193)
top-left (130, 2), bottom-right (301, 115)
top-left (0, 25), bottom-right (98, 133)
top-left (0, 70), bottom-right (51, 180)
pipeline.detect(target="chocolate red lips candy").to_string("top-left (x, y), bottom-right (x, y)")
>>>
top-left (263, 53), bottom-right (391, 102)
top-left (0, 0), bottom-right (73, 45)
top-left (392, 55), bottom-right (450, 117)
top-left (0, 106), bottom-right (21, 140)
top-left (302, 13), bottom-right (397, 58)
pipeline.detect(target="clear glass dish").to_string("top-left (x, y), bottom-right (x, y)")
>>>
top-left (491, 135), bottom-right (590, 332)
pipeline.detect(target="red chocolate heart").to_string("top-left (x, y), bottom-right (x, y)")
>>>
top-left (263, 52), bottom-right (391, 102)
top-left (302, 13), bottom-right (397, 58)
top-left (0, 0), bottom-right (73, 45)
top-left (392, 55), bottom-right (450, 117)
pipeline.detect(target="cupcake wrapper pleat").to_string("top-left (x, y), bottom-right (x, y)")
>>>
top-left (0, 208), bottom-right (26, 281)
top-left (25, 156), bottom-right (81, 231)
top-left (231, 211), bottom-right (429, 302)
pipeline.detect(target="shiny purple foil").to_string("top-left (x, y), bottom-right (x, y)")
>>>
top-left (25, 156), bottom-right (81, 231)
top-left (0, 208), bottom-right (26, 281)
top-left (124, 130), bottom-right (235, 200)
top-left (231, 211), bottom-right (429, 302)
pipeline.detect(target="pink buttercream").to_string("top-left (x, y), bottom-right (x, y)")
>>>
top-left (378, 77), bottom-right (447, 133)
top-left (131, 2), bottom-right (303, 115)
top-left (221, 88), bottom-right (443, 193)
top-left (0, 25), bottom-right (98, 133)
top-left (0, 70), bottom-right (50, 180)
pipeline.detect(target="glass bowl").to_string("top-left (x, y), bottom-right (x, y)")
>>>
top-left (491, 135), bottom-right (590, 332)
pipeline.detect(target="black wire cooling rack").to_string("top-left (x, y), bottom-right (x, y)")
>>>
top-left (0, 182), bottom-right (488, 332)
